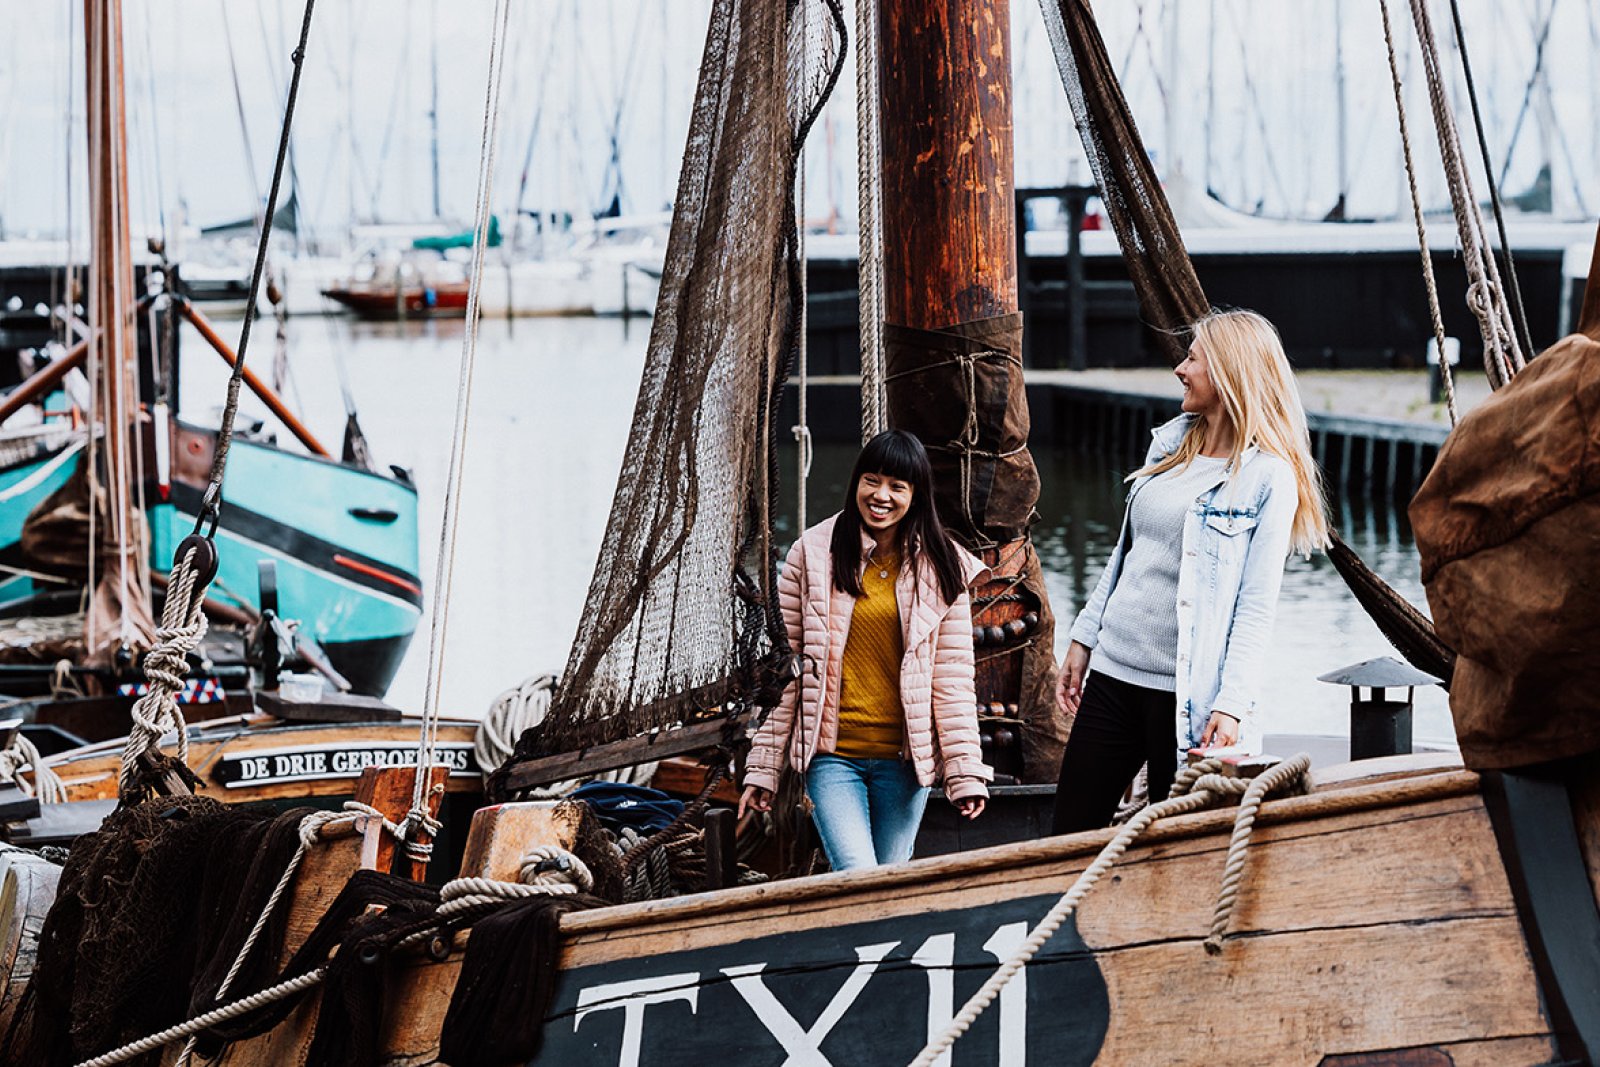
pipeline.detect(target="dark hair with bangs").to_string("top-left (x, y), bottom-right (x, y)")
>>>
top-left (830, 430), bottom-right (967, 604)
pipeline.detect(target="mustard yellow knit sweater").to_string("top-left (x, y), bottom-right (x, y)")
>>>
top-left (833, 554), bottom-right (906, 759)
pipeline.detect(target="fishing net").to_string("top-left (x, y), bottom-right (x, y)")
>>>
top-left (511, 0), bottom-right (846, 756)
top-left (1037, 0), bottom-right (1454, 681)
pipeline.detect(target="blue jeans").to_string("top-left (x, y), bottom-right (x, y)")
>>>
top-left (806, 755), bottom-right (931, 871)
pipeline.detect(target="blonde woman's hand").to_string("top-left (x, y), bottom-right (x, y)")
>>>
top-left (1198, 711), bottom-right (1240, 749)
top-left (957, 796), bottom-right (986, 820)
top-left (737, 784), bottom-right (773, 822)
top-left (1056, 641), bottom-right (1092, 716)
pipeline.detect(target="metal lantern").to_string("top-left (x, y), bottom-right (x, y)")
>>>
top-left (1316, 656), bottom-right (1443, 761)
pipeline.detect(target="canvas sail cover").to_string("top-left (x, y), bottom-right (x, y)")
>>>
top-left (1410, 234), bottom-right (1600, 769)
top-left (508, 0), bottom-right (845, 756)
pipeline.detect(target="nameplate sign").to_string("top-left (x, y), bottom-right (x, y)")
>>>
top-left (214, 741), bottom-right (478, 788)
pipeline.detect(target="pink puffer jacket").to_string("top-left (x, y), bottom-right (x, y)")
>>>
top-left (745, 514), bottom-right (993, 803)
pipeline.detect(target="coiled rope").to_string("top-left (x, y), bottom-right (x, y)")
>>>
top-left (908, 753), bottom-right (1312, 1067)
top-left (477, 673), bottom-right (656, 793)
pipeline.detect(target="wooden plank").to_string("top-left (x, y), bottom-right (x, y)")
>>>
top-left (649, 757), bottom-right (739, 804)
top-left (562, 792), bottom-right (1507, 966)
top-left (500, 718), bottom-right (739, 791)
top-left (0, 850), bottom-right (61, 1032)
top-left (49, 720), bottom-right (484, 803)
top-left (559, 770), bottom-right (1484, 941)
top-left (1093, 916), bottom-right (1543, 1065)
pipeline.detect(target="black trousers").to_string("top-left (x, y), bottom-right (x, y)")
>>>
top-left (1051, 672), bottom-right (1178, 835)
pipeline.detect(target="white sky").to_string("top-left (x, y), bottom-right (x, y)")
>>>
top-left (2, 0), bottom-right (1596, 245)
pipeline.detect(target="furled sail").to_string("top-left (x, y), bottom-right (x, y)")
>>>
top-left (502, 0), bottom-right (845, 759)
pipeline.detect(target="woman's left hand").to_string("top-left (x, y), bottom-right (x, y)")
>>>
top-left (957, 797), bottom-right (986, 820)
top-left (1198, 711), bottom-right (1241, 748)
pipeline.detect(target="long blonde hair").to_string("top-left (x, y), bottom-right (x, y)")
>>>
top-left (1136, 309), bottom-right (1330, 555)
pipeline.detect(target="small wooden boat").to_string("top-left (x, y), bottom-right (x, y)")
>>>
top-left (319, 279), bottom-right (472, 320)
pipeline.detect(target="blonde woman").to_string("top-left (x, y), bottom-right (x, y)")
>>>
top-left (1052, 309), bottom-right (1329, 834)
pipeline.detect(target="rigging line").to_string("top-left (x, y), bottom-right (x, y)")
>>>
top-left (204, 0), bottom-right (319, 516)
top-left (1493, 0), bottom-right (1556, 197)
top-left (220, 5), bottom-right (265, 224)
top-left (1222, 0), bottom-right (1292, 215)
top-left (416, 0), bottom-right (515, 813)
top-left (136, 0), bottom-right (168, 244)
top-left (512, 4), bottom-right (568, 232)
top-left (1379, 0), bottom-right (1458, 426)
top-left (1445, 0), bottom-right (1534, 360)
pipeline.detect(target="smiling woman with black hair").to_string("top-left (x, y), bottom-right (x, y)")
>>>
top-left (739, 430), bottom-right (993, 871)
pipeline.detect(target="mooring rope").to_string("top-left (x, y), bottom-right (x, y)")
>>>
top-left (908, 753), bottom-right (1312, 1067)
top-left (1377, 0), bottom-right (1458, 426)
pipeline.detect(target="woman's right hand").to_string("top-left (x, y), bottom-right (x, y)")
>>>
top-left (1057, 641), bottom-right (1091, 716)
top-left (737, 784), bottom-right (774, 822)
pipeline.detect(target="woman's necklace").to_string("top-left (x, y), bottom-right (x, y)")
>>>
top-left (870, 547), bottom-right (896, 580)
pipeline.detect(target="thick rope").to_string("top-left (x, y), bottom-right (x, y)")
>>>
top-left (1203, 753), bottom-right (1311, 953)
top-left (413, 0), bottom-right (513, 843)
top-left (118, 546), bottom-right (207, 800)
top-left (477, 673), bottom-right (657, 794)
top-left (1377, 0), bottom-right (1458, 425)
top-left (73, 967), bottom-right (328, 1067)
top-left (908, 754), bottom-right (1311, 1067)
top-left (436, 844), bottom-right (593, 919)
top-left (0, 732), bottom-right (67, 805)
top-left (1403, 0), bottom-right (1525, 389)
top-left (204, 0), bottom-right (317, 510)
top-left (854, 0), bottom-right (886, 442)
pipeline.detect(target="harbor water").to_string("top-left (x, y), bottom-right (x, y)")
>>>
top-left (178, 312), bottom-right (1454, 747)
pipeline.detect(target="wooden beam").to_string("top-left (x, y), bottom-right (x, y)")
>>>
top-left (499, 717), bottom-right (739, 792)
top-left (177, 299), bottom-right (331, 458)
top-left (0, 339), bottom-right (89, 426)
top-left (354, 764), bottom-right (449, 881)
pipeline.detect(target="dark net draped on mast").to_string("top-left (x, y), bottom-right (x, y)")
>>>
top-left (515, 0), bottom-right (845, 755)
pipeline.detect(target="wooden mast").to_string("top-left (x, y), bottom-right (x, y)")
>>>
top-left (84, 0), bottom-right (153, 658)
top-left (876, 0), bottom-right (1067, 779)
top-left (878, 0), bottom-right (1017, 326)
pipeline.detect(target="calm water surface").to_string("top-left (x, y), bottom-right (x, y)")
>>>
top-left (178, 313), bottom-right (1453, 746)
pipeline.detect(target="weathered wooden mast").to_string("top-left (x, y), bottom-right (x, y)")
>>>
top-left (877, 0), bottom-right (1067, 780)
top-left (83, 0), bottom-right (153, 657)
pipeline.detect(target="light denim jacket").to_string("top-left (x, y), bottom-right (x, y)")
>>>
top-left (1068, 414), bottom-right (1299, 753)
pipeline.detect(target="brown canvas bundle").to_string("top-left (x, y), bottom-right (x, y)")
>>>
top-left (1410, 250), bottom-right (1600, 769)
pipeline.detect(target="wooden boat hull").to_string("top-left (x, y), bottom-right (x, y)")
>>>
top-left (210, 758), bottom-right (1599, 1066)
top-left (320, 283), bottom-right (471, 320)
